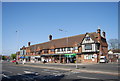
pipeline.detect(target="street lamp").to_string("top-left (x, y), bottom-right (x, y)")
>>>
top-left (16, 30), bottom-right (19, 63)
top-left (59, 29), bottom-right (68, 63)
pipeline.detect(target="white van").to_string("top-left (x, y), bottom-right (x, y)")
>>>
top-left (99, 56), bottom-right (108, 63)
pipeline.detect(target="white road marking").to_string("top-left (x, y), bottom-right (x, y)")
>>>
top-left (53, 73), bottom-right (57, 74)
top-left (24, 71), bottom-right (34, 74)
top-left (2, 74), bottom-right (10, 78)
top-left (17, 73), bottom-right (22, 75)
top-left (77, 76), bottom-right (98, 79)
top-left (72, 72), bottom-right (80, 74)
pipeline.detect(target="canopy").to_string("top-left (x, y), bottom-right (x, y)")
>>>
top-left (64, 53), bottom-right (76, 57)
top-left (20, 56), bottom-right (25, 58)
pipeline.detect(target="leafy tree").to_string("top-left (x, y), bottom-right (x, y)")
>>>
top-left (2, 56), bottom-right (7, 60)
top-left (11, 54), bottom-right (16, 60)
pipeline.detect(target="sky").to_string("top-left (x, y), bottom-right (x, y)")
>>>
top-left (2, 2), bottom-right (118, 56)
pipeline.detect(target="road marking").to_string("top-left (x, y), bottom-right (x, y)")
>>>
top-left (53, 73), bottom-right (57, 74)
top-left (2, 74), bottom-right (10, 79)
top-left (17, 73), bottom-right (22, 75)
top-left (24, 71), bottom-right (34, 74)
top-left (77, 76), bottom-right (98, 79)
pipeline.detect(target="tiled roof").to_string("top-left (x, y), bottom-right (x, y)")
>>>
top-left (110, 49), bottom-right (120, 53)
top-left (27, 32), bottom-right (108, 52)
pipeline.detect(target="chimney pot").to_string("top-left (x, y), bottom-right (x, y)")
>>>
top-left (49, 35), bottom-right (52, 41)
top-left (28, 42), bottom-right (31, 46)
top-left (97, 28), bottom-right (101, 41)
top-left (102, 31), bottom-right (105, 37)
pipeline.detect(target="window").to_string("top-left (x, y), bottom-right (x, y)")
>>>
top-left (85, 37), bottom-right (90, 41)
top-left (44, 49), bottom-right (49, 53)
top-left (61, 48), bottom-right (64, 51)
top-left (57, 48), bottom-right (60, 52)
top-left (67, 47), bottom-right (71, 51)
top-left (73, 47), bottom-right (78, 50)
top-left (85, 44), bottom-right (92, 50)
top-left (38, 50), bottom-right (42, 54)
top-left (51, 49), bottom-right (54, 52)
top-left (97, 44), bottom-right (100, 50)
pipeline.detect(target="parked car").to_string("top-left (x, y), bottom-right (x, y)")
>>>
top-left (12, 60), bottom-right (17, 63)
top-left (99, 56), bottom-right (109, 63)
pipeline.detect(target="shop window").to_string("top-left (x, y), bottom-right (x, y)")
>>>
top-left (85, 44), bottom-right (92, 50)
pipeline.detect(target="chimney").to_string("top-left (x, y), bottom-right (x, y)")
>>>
top-left (97, 28), bottom-right (101, 42)
top-left (49, 35), bottom-right (52, 41)
top-left (28, 42), bottom-right (31, 47)
top-left (102, 31), bottom-right (106, 38)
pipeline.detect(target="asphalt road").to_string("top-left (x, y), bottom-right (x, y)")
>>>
top-left (1, 61), bottom-right (119, 81)
top-left (25, 62), bottom-right (119, 73)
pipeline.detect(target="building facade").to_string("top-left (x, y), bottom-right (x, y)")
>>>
top-left (18, 28), bottom-right (108, 63)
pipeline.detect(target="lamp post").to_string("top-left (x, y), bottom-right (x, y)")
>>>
top-left (16, 30), bottom-right (19, 64)
top-left (59, 29), bottom-right (68, 63)
top-left (76, 43), bottom-right (80, 69)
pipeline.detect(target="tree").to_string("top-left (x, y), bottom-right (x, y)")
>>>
top-left (11, 54), bottom-right (16, 60)
top-left (2, 56), bottom-right (7, 60)
top-left (108, 39), bottom-right (119, 49)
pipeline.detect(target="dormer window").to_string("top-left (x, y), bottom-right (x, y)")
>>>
top-left (85, 37), bottom-right (90, 41)
top-left (85, 34), bottom-right (90, 41)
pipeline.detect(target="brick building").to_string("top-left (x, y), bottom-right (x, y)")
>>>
top-left (18, 28), bottom-right (108, 63)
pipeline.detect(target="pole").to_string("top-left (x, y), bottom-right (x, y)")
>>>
top-left (58, 29), bottom-right (68, 63)
top-left (66, 31), bottom-right (69, 63)
top-left (16, 30), bottom-right (19, 64)
top-left (76, 55), bottom-right (78, 69)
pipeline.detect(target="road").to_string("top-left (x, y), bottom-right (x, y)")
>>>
top-left (1, 61), bottom-right (119, 81)
top-left (25, 62), bottom-right (119, 73)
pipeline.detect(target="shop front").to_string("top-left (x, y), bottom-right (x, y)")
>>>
top-left (64, 53), bottom-right (76, 63)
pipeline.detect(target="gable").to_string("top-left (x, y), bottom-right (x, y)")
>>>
top-left (82, 34), bottom-right (95, 44)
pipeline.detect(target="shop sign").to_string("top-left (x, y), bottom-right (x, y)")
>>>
top-left (93, 54), bottom-right (97, 58)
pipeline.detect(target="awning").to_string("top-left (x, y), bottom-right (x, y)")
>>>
top-left (41, 54), bottom-right (64, 57)
top-left (20, 56), bottom-right (25, 58)
top-left (64, 53), bottom-right (76, 58)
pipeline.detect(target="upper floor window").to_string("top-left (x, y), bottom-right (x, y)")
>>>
top-left (85, 44), bottom-right (92, 50)
top-left (57, 48), bottom-right (60, 52)
top-left (67, 47), bottom-right (71, 51)
top-left (97, 44), bottom-right (100, 50)
top-left (73, 47), bottom-right (78, 50)
top-left (38, 50), bottom-right (42, 54)
top-left (85, 37), bottom-right (90, 41)
top-left (51, 49), bottom-right (55, 52)
top-left (44, 49), bottom-right (49, 53)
